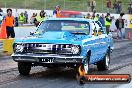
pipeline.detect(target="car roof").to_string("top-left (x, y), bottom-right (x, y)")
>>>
top-left (45, 18), bottom-right (94, 22)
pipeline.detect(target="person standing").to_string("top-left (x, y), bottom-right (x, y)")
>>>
top-left (85, 13), bottom-right (91, 19)
top-left (24, 11), bottom-right (28, 24)
top-left (34, 10), bottom-right (46, 27)
top-left (53, 5), bottom-right (61, 18)
top-left (5, 9), bottom-right (15, 38)
top-left (30, 13), bottom-right (36, 24)
top-left (87, 0), bottom-right (91, 12)
top-left (105, 13), bottom-right (112, 34)
top-left (106, 0), bottom-right (112, 13)
top-left (14, 9), bottom-right (19, 27)
top-left (115, 13), bottom-right (125, 39)
top-left (117, 0), bottom-right (122, 14)
top-left (98, 14), bottom-right (105, 27)
top-left (128, 2), bottom-right (132, 14)
top-left (90, 0), bottom-right (96, 12)
top-left (113, 0), bottom-right (122, 14)
top-left (94, 14), bottom-right (99, 21)
top-left (19, 12), bottom-right (25, 26)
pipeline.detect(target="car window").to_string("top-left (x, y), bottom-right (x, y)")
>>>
top-left (36, 20), bottom-right (90, 35)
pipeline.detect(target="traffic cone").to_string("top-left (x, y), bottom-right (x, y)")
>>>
top-left (127, 31), bottom-right (131, 40)
top-left (0, 20), bottom-right (7, 39)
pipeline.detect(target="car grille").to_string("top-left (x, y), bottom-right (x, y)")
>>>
top-left (24, 43), bottom-right (73, 55)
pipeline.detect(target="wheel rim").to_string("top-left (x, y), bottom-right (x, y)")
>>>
top-left (84, 59), bottom-right (89, 74)
top-left (105, 54), bottom-right (110, 67)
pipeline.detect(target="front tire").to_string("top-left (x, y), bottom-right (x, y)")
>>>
top-left (18, 62), bottom-right (31, 76)
top-left (97, 50), bottom-right (110, 71)
top-left (83, 55), bottom-right (90, 75)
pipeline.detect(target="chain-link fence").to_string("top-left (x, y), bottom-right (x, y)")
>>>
top-left (0, 0), bottom-right (131, 13)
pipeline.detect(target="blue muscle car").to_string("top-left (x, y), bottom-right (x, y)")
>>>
top-left (11, 18), bottom-right (113, 76)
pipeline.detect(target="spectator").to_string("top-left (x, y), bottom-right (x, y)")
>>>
top-left (128, 2), bottom-right (132, 14)
top-left (105, 13), bottom-right (112, 34)
top-left (35, 13), bottom-right (37, 17)
top-left (94, 14), bottom-right (99, 21)
top-left (98, 14), bottom-right (105, 27)
top-left (106, 0), bottom-right (112, 13)
top-left (87, 0), bottom-right (91, 12)
top-left (24, 11), bottom-right (28, 24)
top-left (110, 16), bottom-right (117, 32)
top-left (5, 9), bottom-right (15, 38)
top-left (91, 12), bottom-right (96, 19)
top-left (14, 9), bottom-right (19, 27)
top-left (34, 10), bottom-right (46, 27)
top-left (53, 5), bottom-right (61, 18)
top-left (30, 13), bottom-right (36, 24)
top-left (115, 13), bottom-right (125, 39)
top-left (113, 0), bottom-right (122, 14)
top-left (19, 12), bottom-right (25, 26)
top-left (90, 0), bottom-right (96, 12)
top-left (85, 13), bottom-right (91, 19)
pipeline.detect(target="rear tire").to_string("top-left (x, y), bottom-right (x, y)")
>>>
top-left (18, 62), bottom-right (31, 76)
top-left (97, 49), bottom-right (110, 71)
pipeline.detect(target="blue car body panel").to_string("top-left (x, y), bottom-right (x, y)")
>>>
top-left (13, 18), bottom-right (113, 65)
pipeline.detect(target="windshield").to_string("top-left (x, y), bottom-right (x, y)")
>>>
top-left (36, 20), bottom-right (90, 35)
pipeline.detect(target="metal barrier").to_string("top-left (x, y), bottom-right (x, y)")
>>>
top-left (0, 40), bottom-right (3, 52)
top-left (0, 39), bottom-right (14, 54)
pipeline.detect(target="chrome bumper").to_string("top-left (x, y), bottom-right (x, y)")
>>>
top-left (11, 53), bottom-right (83, 63)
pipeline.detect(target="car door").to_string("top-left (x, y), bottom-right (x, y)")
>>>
top-left (89, 21), bottom-right (101, 64)
top-left (95, 22), bottom-right (108, 60)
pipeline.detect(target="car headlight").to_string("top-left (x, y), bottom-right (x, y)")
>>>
top-left (71, 45), bottom-right (80, 54)
top-left (14, 44), bottom-right (25, 53)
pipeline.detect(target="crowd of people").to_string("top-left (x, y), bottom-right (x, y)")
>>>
top-left (13, 10), bottom-right (29, 27)
top-left (0, 3), bottom-right (126, 39)
top-left (87, 0), bottom-right (132, 14)
top-left (85, 12), bottom-right (125, 39)
top-left (0, 5), bottom-right (61, 38)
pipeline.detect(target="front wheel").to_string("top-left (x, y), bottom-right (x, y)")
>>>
top-left (97, 50), bottom-right (110, 71)
top-left (83, 55), bottom-right (90, 75)
top-left (18, 62), bottom-right (31, 76)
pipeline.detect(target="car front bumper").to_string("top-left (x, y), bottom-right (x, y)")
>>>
top-left (11, 53), bottom-right (83, 64)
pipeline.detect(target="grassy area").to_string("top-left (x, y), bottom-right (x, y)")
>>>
top-left (0, 0), bottom-right (131, 13)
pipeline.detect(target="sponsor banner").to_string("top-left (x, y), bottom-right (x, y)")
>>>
top-left (78, 74), bottom-right (131, 84)
top-left (129, 15), bottom-right (132, 29)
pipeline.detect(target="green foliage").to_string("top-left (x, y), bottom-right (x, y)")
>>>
top-left (0, 0), bottom-right (130, 13)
